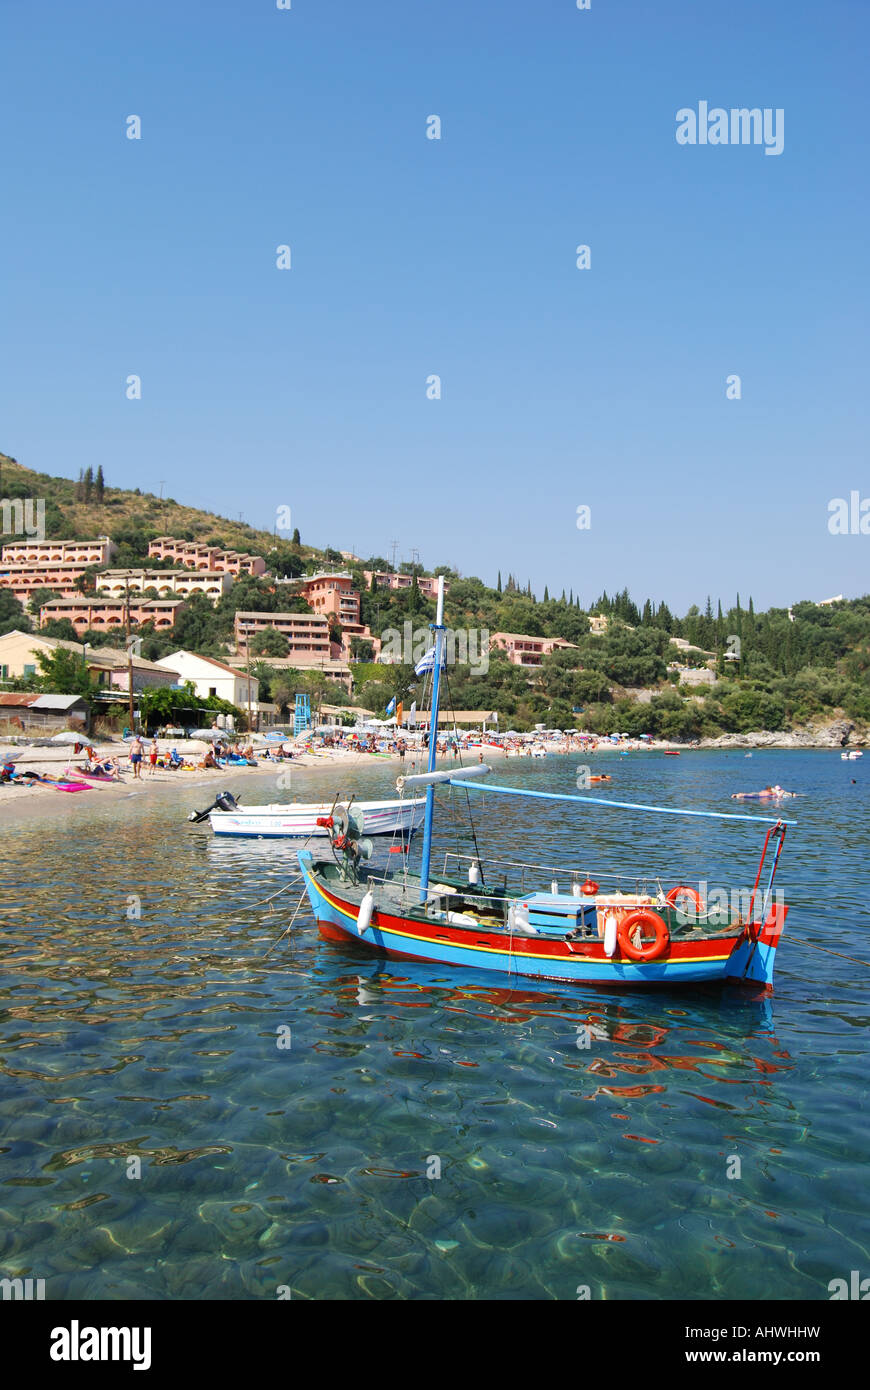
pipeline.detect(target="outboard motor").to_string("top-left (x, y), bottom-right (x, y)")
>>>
top-left (187, 790), bottom-right (239, 824)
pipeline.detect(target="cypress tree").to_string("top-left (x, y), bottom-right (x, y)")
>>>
top-left (543, 585), bottom-right (549, 602)
top-left (95, 465), bottom-right (105, 502)
top-left (83, 466), bottom-right (93, 503)
top-left (497, 571), bottom-right (502, 594)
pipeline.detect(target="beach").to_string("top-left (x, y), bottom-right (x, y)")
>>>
top-left (0, 736), bottom-right (512, 823)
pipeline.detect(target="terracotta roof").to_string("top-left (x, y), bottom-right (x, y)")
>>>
top-left (41, 596), bottom-right (185, 608)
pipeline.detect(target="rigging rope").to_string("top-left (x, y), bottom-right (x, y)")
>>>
top-left (442, 666), bottom-right (486, 885)
top-left (789, 938), bottom-right (870, 968)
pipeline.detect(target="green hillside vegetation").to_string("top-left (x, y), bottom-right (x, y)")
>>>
top-left (2, 452), bottom-right (868, 736)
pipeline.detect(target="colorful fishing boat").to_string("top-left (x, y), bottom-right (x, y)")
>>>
top-left (298, 579), bottom-right (794, 991)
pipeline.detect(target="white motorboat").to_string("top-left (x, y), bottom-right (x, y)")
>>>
top-left (196, 793), bottom-right (427, 839)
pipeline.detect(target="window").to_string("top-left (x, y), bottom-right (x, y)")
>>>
top-left (24, 664), bottom-right (35, 677)
top-left (209, 687), bottom-right (217, 697)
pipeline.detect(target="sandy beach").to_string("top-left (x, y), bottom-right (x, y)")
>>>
top-left (0, 736), bottom-right (510, 824)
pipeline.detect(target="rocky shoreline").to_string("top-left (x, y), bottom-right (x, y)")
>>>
top-left (696, 719), bottom-right (863, 750)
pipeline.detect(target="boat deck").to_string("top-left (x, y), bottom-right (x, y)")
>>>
top-left (308, 856), bottom-right (753, 944)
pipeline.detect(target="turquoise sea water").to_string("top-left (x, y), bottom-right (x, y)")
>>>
top-left (0, 750), bottom-right (868, 1300)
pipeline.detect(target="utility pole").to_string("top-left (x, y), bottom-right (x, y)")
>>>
top-left (390, 539), bottom-right (399, 572)
top-left (124, 577), bottom-right (135, 731)
top-left (246, 636), bottom-right (253, 732)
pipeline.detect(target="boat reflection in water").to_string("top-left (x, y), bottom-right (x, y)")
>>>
top-left (318, 960), bottom-right (791, 1114)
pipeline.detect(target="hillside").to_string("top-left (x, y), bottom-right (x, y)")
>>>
top-left (0, 453), bottom-right (324, 564)
top-left (2, 451), bottom-right (869, 739)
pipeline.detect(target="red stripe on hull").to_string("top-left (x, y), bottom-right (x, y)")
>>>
top-left (316, 902), bottom-right (749, 968)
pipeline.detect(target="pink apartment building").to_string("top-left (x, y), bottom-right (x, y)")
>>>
top-left (0, 536), bottom-right (116, 566)
top-left (286, 571), bottom-right (378, 658)
top-left (233, 610), bottom-right (335, 662)
top-left (147, 537), bottom-right (266, 577)
top-left (362, 570), bottom-right (445, 599)
top-left (40, 596), bottom-right (186, 634)
top-left (0, 561), bottom-right (91, 603)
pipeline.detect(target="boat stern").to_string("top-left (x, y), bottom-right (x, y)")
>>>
top-left (724, 902), bottom-right (788, 990)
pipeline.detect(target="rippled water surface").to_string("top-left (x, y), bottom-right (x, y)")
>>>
top-left (1, 750), bottom-right (868, 1299)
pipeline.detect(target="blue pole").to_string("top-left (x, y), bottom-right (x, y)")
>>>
top-left (453, 780), bottom-right (796, 826)
top-left (418, 579), bottom-right (446, 902)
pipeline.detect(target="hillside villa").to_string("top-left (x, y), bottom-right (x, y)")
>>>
top-left (489, 632), bottom-right (579, 668)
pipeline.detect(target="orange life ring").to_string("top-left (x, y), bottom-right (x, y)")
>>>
top-left (617, 909), bottom-right (670, 962)
top-left (665, 884), bottom-right (703, 912)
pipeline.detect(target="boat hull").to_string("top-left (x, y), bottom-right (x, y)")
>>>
top-left (298, 854), bottom-right (786, 990)
top-left (209, 798), bottom-right (426, 839)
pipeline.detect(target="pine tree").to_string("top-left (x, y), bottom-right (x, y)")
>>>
top-left (94, 465), bottom-right (105, 503)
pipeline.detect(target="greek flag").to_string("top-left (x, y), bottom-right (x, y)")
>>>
top-left (414, 644), bottom-right (445, 676)
top-left (385, 697), bottom-right (396, 715)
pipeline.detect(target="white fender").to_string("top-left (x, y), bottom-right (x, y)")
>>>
top-left (468, 860), bottom-right (480, 886)
top-left (356, 890), bottom-right (375, 935)
top-left (447, 911), bottom-right (478, 927)
top-left (508, 903), bottom-right (537, 935)
top-left (603, 912), bottom-right (618, 958)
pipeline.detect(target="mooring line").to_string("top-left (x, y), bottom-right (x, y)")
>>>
top-left (263, 889), bottom-right (309, 957)
top-left (791, 938), bottom-right (870, 968)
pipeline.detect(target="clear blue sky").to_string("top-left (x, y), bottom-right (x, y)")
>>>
top-left (2, 0), bottom-right (867, 611)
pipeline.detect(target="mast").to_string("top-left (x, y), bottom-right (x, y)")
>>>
top-left (418, 575), bottom-right (446, 903)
